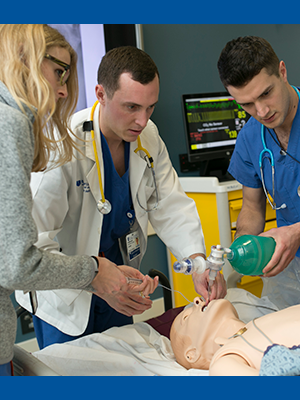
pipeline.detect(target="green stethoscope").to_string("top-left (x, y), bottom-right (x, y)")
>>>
top-left (259, 85), bottom-right (300, 210)
top-left (87, 101), bottom-right (158, 215)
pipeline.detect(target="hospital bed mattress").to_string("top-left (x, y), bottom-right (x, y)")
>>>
top-left (31, 321), bottom-right (209, 376)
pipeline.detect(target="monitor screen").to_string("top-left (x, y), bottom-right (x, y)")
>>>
top-left (182, 91), bottom-right (250, 167)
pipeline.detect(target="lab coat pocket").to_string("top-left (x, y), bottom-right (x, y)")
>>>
top-left (136, 185), bottom-right (155, 212)
top-left (145, 185), bottom-right (155, 202)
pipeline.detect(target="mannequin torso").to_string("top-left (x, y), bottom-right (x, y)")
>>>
top-left (170, 298), bottom-right (300, 376)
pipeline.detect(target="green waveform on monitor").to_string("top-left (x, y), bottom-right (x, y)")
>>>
top-left (186, 100), bottom-right (243, 110)
top-left (187, 109), bottom-right (235, 123)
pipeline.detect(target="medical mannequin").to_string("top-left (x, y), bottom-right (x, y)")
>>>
top-left (170, 297), bottom-right (300, 376)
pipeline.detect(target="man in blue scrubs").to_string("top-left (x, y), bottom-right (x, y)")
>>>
top-left (217, 36), bottom-right (300, 310)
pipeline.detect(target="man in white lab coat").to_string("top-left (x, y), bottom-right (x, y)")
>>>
top-left (16, 46), bottom-right (226, 348)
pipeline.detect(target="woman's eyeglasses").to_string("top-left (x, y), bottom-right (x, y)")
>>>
top-left (44, 53), bottom-right (70, 86)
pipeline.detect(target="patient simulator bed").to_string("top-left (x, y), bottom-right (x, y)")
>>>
top-left (13, 343), bottom-right (59, 376)
top-left (12, 271), bottom-right (279, 376)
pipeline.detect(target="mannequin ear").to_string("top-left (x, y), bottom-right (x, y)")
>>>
top-left (185, 347), bottom-right (200, 363)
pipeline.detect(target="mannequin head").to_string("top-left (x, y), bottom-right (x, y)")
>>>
top-left (170, 297), bottom-right (241, 369)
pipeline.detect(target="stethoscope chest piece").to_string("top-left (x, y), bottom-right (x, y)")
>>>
top-left (97, 199), bottom-right (112, 215)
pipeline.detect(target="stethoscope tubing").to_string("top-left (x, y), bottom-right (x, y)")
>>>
top-left (258, 85), bottom-right (300, 210)
top-left (260, 85), bottom-right (300, 166)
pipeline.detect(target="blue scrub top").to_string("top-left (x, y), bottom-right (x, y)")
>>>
top-left (99, 132), bottom-right (135, 264)
top-left (228, 89), bottom-right (300, 257)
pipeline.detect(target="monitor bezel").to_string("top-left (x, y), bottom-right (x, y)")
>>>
top-left (181, 91), bottom-right (248, 164)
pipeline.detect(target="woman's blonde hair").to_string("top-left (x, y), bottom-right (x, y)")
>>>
top-left (0, 24), bottom-right (79, 172)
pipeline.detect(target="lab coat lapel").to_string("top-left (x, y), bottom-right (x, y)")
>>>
top-left (85, 137), bottom-right (94, 161)
top-left (86, 163), bottom-right (102, 206)
top-left (130, 144), bottom-right (147, 205)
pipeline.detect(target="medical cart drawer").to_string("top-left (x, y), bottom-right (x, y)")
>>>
top-left (231, 219), bottom-right (278, 242)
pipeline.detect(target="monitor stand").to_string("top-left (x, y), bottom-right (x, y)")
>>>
top-left (199, 158), bottom-right (233, 182)
top-left (179, 154), bottom-right (234, 182)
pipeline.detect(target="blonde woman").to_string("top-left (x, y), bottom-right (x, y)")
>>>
top-left (0, 24), bottom-right (150, 376)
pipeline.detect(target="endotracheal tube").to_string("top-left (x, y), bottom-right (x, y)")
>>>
top-left (206, 245), bottom-right (226, 293)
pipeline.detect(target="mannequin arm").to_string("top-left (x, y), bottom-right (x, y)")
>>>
top-left (209, 354), bottom-right (259, 376)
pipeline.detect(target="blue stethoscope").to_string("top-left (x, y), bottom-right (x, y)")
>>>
top-left (86, 101), bottom-right (158, 215)
top-left (259, 85), bottom-right (300, 210)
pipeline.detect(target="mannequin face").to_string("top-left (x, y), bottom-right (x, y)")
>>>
top-left (170, 297), bottom-right (239, 369)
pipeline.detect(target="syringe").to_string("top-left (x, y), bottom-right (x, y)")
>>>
top-left (126, 277), bottom-right (143, 285)
top-left (126, 277), bottom-right (145, 298)
top-left (207, 263), bottom-right (220, 299)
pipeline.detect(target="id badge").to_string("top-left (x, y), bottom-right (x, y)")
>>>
top-left (126, 230), bottom-right (141, 261)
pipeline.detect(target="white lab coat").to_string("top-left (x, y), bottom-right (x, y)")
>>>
top-left (16, 104), bottom-right (205, 335)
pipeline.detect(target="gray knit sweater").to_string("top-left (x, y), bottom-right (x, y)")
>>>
top-left (0, 82), bottom-right (95, 364)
